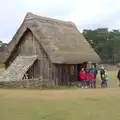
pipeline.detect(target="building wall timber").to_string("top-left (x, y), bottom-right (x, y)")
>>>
top-left (5, 29), bottom-right (56, 83)
top-left (5, 29), bottom-right (37, 68)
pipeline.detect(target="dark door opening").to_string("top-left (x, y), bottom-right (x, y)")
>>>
top-left (77, 64), bottom-right (82, 81)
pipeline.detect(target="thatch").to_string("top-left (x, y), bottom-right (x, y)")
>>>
top-left (5, 12), bottom-right (100, 64)
top-left (0, 56), bottom-right (37, 81)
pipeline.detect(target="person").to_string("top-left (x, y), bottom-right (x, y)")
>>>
top-left (89, 65), bottom-right (98, 88)
top-left (100, 66), bottom-right (105, 80)
top-left (79, 68), bottom-right (87, 88)
top-left (101, 74), bottom-right (105, 88)
top-left (117, 64), bottom-right (120, 87)
top-left (88, 70), bottom-right (94, 88)
top-left (105, 71), bottom-right (108, 88)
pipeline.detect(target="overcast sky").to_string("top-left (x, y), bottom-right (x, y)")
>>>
top-left (0, 0), bottom-right (120, 43)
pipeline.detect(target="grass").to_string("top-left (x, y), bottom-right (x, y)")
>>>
top-left (1, 88), bottom-right (120, 120)
top-left (0, 68), bottom-right (119, 120)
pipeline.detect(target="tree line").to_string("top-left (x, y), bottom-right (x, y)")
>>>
top-left (82, 28), bottom-right (120, 64)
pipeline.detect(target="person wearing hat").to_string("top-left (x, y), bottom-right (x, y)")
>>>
top-left (100, 66), bottom-right (105, 80)
top-left (100, 66), bottom-right (105, 88)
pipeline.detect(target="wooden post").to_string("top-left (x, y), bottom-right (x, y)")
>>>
top-left (87, 62), bottom-right (92, 69)
top-left (66, 65), bottom-right (69, 85)
top-left (48, 59), bottom-right (50, 81)
top-left (40, 76), bottom-right (43, 84)
top-left (60, 66), bottom-right (62, 85)
top-left (25, 74), bottom-right (29, 88)
top-left (54, 66), bottom-right (56, 85)
top-left (39, 59), bottom-right (41, 80)
top-left (76, 64), bottom-right (78, 81)
top-left (40, 57), bottom-right (43, 88)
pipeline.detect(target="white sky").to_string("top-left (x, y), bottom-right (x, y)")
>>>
top-left (0, 0), bottom-right (120, 43)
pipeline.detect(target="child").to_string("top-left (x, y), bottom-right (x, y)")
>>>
top-left (105, 72), bottom-right (108, 88)
top-left (101, 74), bottom-right (105, 88)
top-left (88, 71), bottom-right (94, 88)
top-left (79, 68), bottom-right (87, 88)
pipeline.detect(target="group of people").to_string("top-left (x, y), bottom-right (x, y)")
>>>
top-left (79, 65), bottom-right (108, 88)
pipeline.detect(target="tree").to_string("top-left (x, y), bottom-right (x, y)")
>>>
top-left (82, 28), bottom-right (120, 64)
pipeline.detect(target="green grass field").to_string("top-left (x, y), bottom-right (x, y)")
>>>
top-left (1, 88), bottom-right (120, 120)
top-left (0, 70), bottom-right (119, 120)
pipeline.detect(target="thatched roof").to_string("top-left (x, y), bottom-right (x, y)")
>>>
top-left (0, 56), bottom-right (37, 81)
top-left (5, 12), bottom-right (100, 64)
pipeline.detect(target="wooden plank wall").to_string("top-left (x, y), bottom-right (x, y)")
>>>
top-left (20, 30), bottom-right (36, 55)
top-left (55, 64), bottom-right (77, 85)
top-left (5, 29), bottom-right (55, 81)
top-left (5, 29), bottom-right (37, 68)
top-left (26, 32), bottom-right (57, 82)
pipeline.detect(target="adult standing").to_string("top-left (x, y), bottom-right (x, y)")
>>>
top-left (89, 65), bottom-right (98, 88)
top-left (117, 64), bottom-right (120, 87)
top-left (100, 66), bottom-right (105, 79)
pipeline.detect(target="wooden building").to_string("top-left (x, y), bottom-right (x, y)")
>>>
top-left (0, 12), bottom-right (100, 85)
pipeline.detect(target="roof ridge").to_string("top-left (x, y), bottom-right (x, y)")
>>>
top-left (25, 12), bottom-right (75, 26)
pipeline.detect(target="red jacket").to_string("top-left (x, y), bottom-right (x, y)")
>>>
top-left (79, 71), bottom-right (86, 80)
top-left (101, 75), bottom-right (105, 82)
top-left (88, 73), bottom-right (94, 81)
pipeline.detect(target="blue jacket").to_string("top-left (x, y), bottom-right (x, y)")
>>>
top-left (89, 68), bottom-right (98, 78)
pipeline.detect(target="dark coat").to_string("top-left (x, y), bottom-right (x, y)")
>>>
top-left (100, 69), bottom-right (105, 79)
top-left (117, 69), bottom-right (120, 80)
top-left (89, 68), bottom-right (98, 78)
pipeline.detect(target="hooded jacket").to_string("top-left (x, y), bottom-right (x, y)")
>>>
top-left (79, 71), bottom-right (86, 80)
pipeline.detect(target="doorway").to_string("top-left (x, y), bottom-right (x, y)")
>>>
top-left (77, 64), bottom-right (82, 81)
